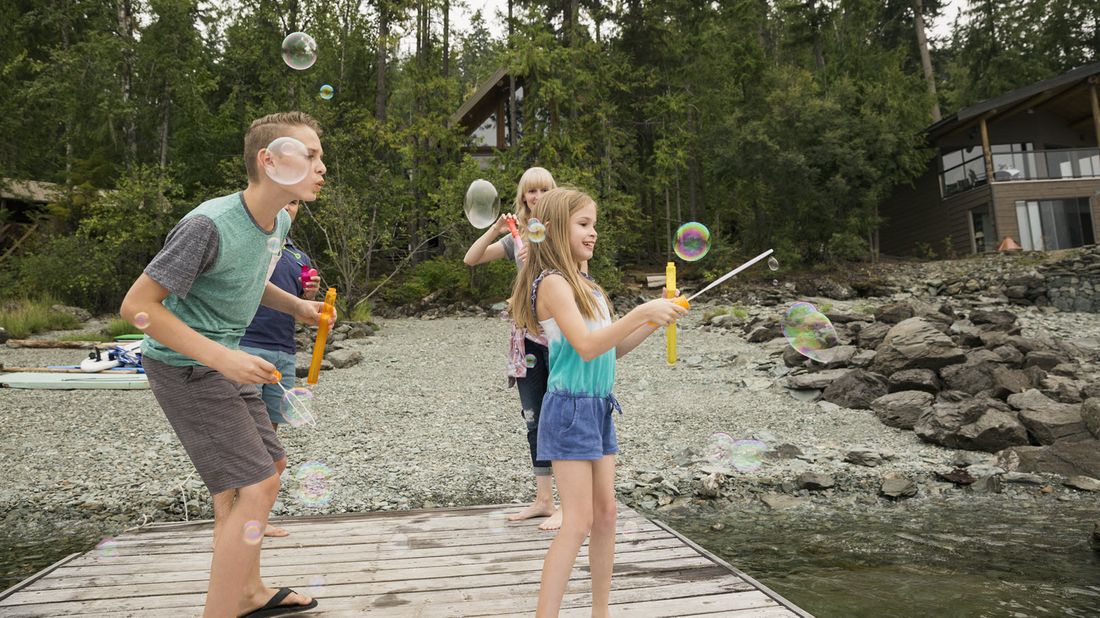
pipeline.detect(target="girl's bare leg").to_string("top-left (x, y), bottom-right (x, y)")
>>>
top-left (589, 455), bottom-right (618, 617)
top-left (536, 460), bottom-right (594, 617)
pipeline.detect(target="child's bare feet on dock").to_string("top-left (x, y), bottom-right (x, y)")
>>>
top-left (264, 524), bottom-right (289, 538)
top-left (507, 501), bottom-right (556, 521)
top-left (538, 508), bottom-right (562, 531)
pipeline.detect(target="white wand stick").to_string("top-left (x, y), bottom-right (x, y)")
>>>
top-left (687, 249), bottom-right (775, 302)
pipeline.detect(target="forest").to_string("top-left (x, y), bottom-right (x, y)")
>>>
top-left (1, 0), bottom-right (1097, 314)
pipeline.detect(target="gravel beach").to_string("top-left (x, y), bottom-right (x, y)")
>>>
top-left (6, 295), bottom-right (1099, 535)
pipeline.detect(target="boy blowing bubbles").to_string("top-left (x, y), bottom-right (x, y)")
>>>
top-left (121, 112), bottom-right (331, 617)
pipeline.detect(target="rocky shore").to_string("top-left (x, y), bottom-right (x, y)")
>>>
top-left (3, 249), bottom-right (1100, 552)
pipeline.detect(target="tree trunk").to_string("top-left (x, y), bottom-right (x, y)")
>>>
top-left (375, 2), bottom-right (388, 121)
top-left (117, 0), bottom-right (137, 164)
top-left (159, 89), bottom-right (171, 169)
top-left (442, 0), bottom-right (449, 78)
top-left (913, 0), bottom-right (941, 122)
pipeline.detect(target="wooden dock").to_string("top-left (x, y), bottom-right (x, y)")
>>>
top-left (0, 503), bottom-right (812, 617)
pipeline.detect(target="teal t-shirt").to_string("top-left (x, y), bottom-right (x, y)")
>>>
top-left (142, 192), bottom-right (291, 366)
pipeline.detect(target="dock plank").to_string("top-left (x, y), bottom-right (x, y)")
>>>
top-left (0, 503), bottom-right (811, 617)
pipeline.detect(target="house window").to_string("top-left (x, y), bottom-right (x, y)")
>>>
top-left (1014, 197), bottom-right (1095, 251)
top-left (971, 208), bottom-right (994, 253)
top-left (990, 143), bottom-right (1034, 180)
top-left (940, 146), bottom-right (986, 196)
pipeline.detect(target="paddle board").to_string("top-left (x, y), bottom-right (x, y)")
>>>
top-left (0, 372), bottom-right (149, 390)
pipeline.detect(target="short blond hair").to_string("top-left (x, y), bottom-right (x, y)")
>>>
top-left (243, 112), bottom-right (323, 181)
top-left (513, 167), bottom-right (556, 223)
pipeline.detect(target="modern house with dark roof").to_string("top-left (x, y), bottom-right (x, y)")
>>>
top-left (0, 178), bottom-right (62, 263)
top-left (880, 62), bottom-right (1100, 257)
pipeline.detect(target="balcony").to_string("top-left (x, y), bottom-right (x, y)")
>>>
top-left (942, 147), bottom-right (1100, 197)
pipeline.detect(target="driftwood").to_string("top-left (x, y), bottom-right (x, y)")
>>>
top-left (0, 366), bottom-right (141, 374)
top-left (5, 339), bottom-right (111, 349)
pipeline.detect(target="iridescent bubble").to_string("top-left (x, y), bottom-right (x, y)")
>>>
top-left (767, 256), bottom-right (779, 271)
top-left (487, 510), bottom-right (508, 534)
top-left (524, 354), bottom-right (536, 368)
top-left (306, 575), bottom-right (326, 596)
top-left (133, 312), bottom-right (150, 330)
top-left (527, 218), bottom-right (547, 243)
top-left (282, 386), bottom-right (316, 428)
top-left (783, 304), bottom-right (839, 363)
top-left (673, 222), bottom-right (711, 261)
top-left (706, 432), bottom-right (736, 465)
top-left (242, 520), bottom-right (263, 545)
top-left (94, 537), bottom-right (119, 562)
top-left (319, 84), bottom-right (334, 100)
top-left (264, 136), bottom-right (311, 185)
top-left (294, 460), bottom-right (333, 508)
top-left (728, 439), bottom-right (767, 472)
top-left (266, 237), bottom-right (283, 254)
top-left (281, 32), bottom-right (317, 70)
top-left (464, 179), bottom-right (500, 229)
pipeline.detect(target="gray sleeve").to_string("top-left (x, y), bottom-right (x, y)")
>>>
top-left (499, 234), bottom-right (516, 261)
top-left (144, 216), bottom-right (219, 299)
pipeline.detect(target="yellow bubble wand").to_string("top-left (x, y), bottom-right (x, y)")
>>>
top-left (307, 287), bottom-right (337, 385)
top-left (665, 262), bottom-right (677, 365)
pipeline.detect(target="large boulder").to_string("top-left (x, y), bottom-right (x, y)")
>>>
top-left (857, 322), bottom-right (891, 349)
top-left (968, 309), bottom-right (1018, 330)
top-left (875, 303), bottom-right (915, 324)
top-left (1083, 398), bottom-right (1100, 439)
top-left (821, 369), bottom-right (889, 410)
top-left (1024, 350), bottom-right (1062, 371)
top-left (888, 368), bottom-right (942, 394)
top-left (326, 349), bottom-right (364, 369)
top-left (783, 369), bottom-right (852, 390)
top-left (915, 397), bottom-right (1029, 452)
top-left (872, 318), bottom-right (966, 376)
top-left (1008, 389), bottom-right (1088, 445)
top-left (872, 390), bottom-right (934, 429)
top-left (50, 304), bottom-right (92, 323)
top-left (997, 440), bottom-right (1100, 479)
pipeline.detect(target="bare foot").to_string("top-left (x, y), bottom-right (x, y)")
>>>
top-left (264, 524), bottom-right (289, 538)
top-left (238, 587), bottom-right (314, 617)
top-left (538, 507), bottom-right (563, 531)
top-left (507, 501), bottom-right (556, 522)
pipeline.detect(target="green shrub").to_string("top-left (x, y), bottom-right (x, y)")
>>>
top-left (0, 298), bottom-right (80, 338)
top-left (469, 259), bottom-right (517, 301)
top-left (828, 231), bottom-right (868, 262)
top-left (17, 235), bottom-right (123, 312)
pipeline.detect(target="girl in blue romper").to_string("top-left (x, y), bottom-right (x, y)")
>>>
top-left (508, 187), bottom-right (687, 617)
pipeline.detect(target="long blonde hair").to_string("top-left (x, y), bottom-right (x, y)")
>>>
top-left (513, 167), bottom-right (556, 223)
top-left (509, 188), bottom-right (608, 333)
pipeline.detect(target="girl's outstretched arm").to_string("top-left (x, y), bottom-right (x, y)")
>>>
top-left (616, 323), bottom-right (660, 358)
top-left (463, 214), bottom-right (513, 265)
top-left (538, 274), bottom-right (686, 362)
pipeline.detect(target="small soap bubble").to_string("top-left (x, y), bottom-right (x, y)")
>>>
top-left (487, 510), bottom-right (508, 534)
top-left (282, 386), bottom-right (315, 428)
top-left (281, 32), bottom-right (317, 70)
top-left (264, 136), bottom-right (311, 185)
top-left (673, 222), bottom-right (711, 261)
top-left (319, 84), bottom-right (334, 100)
top-left (464, 180), bottom-right (500, 229)
top-left (94, 537), bottom-right (120, 562)
top-left (306, 575), bottom-right (326, 596)
top-left (706, 432), bottom-right (737, 465)
top-left (772, 279), bottom-right (778, 286)
top-left (767, 256), bottom-right (779, 271)
top-left (133, 312), bottom-right (150, 330)
top-left (783, 303), bottom-right (839, 363)
top-left (294, 461), bottom-right (333, 508)
top-left (524, 354), bottom-right (537, 368)
top-left (267, 237), bottom-right (283, 254)
top-left (728, 439), bottom-right (767, 471)
top-left (242, 520), bottom-right (263, 545)
top-left (527, 218), bottom-right (547, 243)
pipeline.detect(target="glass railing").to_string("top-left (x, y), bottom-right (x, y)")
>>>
top-left (942, 147), bottom-right (1100, 196)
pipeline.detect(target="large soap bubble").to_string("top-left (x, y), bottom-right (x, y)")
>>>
top-left (674, 222), bottom-right (712, 261)
top-left (264, 137), bottom-right (310, 185)
top-left (281, 32), bottom-right (317, 70)
top-left (464, 179), bottom-right (500, 229)
top-left (783, 303), bottom-right (839, 363)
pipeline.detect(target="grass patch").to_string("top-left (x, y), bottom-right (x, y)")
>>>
top-left (0, 298), bottom-right (80, 338)
top-left (102, 318), bottom-right (143, 338)
top-left (56, 331), bottom-right (112, 342)
top-left (702, 305), bottom-right (750, 322)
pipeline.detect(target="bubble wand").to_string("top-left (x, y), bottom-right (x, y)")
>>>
top-left (307, 288), bottom-right (337, 385)
top-left (268, 370), bottom-right (316, 427)
top-left (665, 261), bottom-right (677, 366)
top-left (504, 216), bottom-right (525, 267)
top-left (652, 249), bottom-right (775, 326)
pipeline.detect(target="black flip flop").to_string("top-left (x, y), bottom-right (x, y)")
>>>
top-left (240, 588), bottom-right (318, 618)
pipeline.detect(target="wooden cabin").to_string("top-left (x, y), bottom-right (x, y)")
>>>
top-left (449, 67), bottom-right (524, 167)
top-left (0, 178), bottom-right (61, 263)
top-left (881, 62), bottom-right (1100, 256)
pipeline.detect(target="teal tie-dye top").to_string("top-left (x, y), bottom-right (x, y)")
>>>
top-left (536, 276), bottom-right (616, 397)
